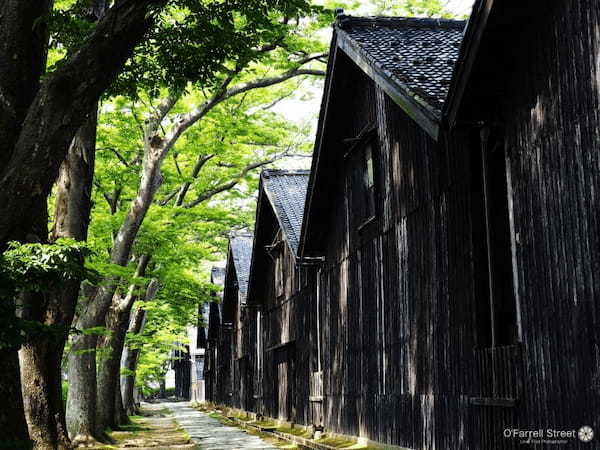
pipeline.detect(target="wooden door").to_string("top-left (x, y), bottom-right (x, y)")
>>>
top-left (274, 344), bottom-right (295, 421)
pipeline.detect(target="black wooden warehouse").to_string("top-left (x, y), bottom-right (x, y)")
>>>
top-left (206, 1), bottom-right (600, 448)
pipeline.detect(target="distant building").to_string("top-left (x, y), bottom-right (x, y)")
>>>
top-left (190, 266), bottom-right (225, 403)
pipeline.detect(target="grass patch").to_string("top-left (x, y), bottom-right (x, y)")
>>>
top-left (250, 419), bottom-right (277, 428)
top-left (276, 425), bottom-right (313, 438)
top-left (315, 435), bottom-right (357, 448)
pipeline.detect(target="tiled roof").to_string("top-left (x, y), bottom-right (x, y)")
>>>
top-left (229, 233), bottom-right (253, 295)
top-left (337, 16), bottom-right (466, 115)
top-left (262, 169), bottom-right (310, 254)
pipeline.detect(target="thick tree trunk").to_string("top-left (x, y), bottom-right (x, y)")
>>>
top-left (96, 256), bottom-right (150, 433)
top-left (66, 332), bottom-right (99, 446)
top-left (18, 324), bottom-right (71, 450)
top-left (0, 2), bottom-right (53, 444)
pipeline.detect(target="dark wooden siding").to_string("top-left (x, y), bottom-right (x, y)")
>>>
top-left (260, 228), bottom-right (314, 424)
top-left (497, 0), bottom-right (600, 442)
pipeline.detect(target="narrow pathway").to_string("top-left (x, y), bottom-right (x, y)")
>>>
top-left (163, 401), bottom-right (278, 449)
top-left (91, 403), bottom-right (194, 449)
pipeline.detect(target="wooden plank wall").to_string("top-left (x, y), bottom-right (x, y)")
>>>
top-left (498, 0), bottom-right (600, 442)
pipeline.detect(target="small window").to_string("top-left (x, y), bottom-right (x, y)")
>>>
top-left (275, 252), bottom-right (284, 298)
top-left (471, 127), bottom-right (518, 348)
top-left (363, 142), bottom-right (376, 221)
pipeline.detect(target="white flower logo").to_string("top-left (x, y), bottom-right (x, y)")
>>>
top-left (578, 426), bottom-right (594, 442)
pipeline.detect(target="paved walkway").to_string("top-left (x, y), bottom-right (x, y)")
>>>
top-left (161, 401), bottom-right (278, 449)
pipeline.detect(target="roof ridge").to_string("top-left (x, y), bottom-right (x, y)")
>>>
top-left (336, 14), bottom-right (466, 30)
top-left (262, 168), bottom-right (311, 178)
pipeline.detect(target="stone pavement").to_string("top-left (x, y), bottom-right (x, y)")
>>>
top-left (161, 401), bottom-right (278, 449)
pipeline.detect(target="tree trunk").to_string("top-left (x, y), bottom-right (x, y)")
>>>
top-left (68, 126), bottom-right (167, 439)
top-left (96, 256), bottom-right (150, 433)
top-left (121, 308), bottom-right (147, 416)
top-left (114, 375), bottom-right (129, 427)
top-left (66, 332), bottom-right (99, 446)
top-left (96, 303), bottom-right (132, 432)
top-left (18, 321), bottom-right (70, 450)
top-left (0, 341), bottom-right (32, 450)
top-left (18, 109), bottom-right (98, 450)
top-left (0, 0), bottom-right (53, 169)
top-left (0, 2), bottom-right (53, 445)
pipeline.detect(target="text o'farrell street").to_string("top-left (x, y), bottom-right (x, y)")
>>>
top-left (504, 427), bottom-right (595, 443)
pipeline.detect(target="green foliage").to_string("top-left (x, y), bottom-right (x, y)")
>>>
top-left (49, 0), bottom-right (328, 394)
top-left (370, 0), bottom-right (455, 17)
top-left (0, 239), bottom-right (94, 293)
top-left (0, 239), bottom-right (96, 349)
top-left (49, 0), bottom-right (328, 98)
top-left (321, 0), bottom-right (456, 18)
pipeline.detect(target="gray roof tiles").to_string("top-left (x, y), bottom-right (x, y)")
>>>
top-left (338, 16), bottom-right (466, 115)
top-left (229, 233), bottom-right (253, 295)
top-left (262, 169), bottom-right (310, 254)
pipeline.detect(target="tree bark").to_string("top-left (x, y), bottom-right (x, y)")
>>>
top-left (96, 255), bottom-right (150, 433)
top-left (66, 331), bottom-right (99, 446)
top-left (0, 0), bottom-right (53, 168)
top-left (17, 109), bottom-right (98, 450)
top-left (116, 280), bottom-right (158, 424)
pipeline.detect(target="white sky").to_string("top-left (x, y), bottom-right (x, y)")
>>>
top-left (272, 0), bottom-right (475, 130)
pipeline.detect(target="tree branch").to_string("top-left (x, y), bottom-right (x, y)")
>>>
top-left (160, 63), bottom-right (326, 160)
top-left (97, 147), bottom-right (130, 167)
top-left (183, 158), bottom-right (275, 208)
top-left (174, 154), bottom-right (216, 206)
